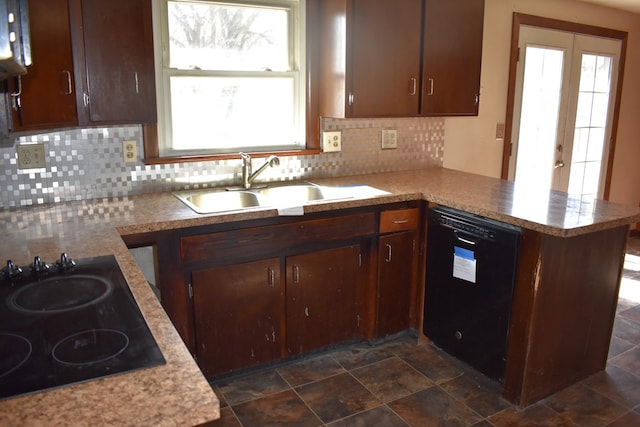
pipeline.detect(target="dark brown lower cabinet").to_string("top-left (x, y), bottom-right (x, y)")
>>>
top-left (376, 230), bottom-right (417, 337)
top-left (191, 258), bottom-right (284, 377)
top-left (286, 245), bottom-right (365, 354)
top-left (139, 204), bottom-right (420, 378)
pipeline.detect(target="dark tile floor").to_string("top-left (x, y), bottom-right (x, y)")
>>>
top-left (209, 235), bottom-right (640, 427)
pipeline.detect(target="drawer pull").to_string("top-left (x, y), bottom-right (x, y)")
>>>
top-left (391, 219), bottom-right (409, 224)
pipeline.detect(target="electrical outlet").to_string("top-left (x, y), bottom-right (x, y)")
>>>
top-left (323, 131), bottom-right (342, 152)
top-left (122, 140), bottom-right (137, 163)
top-left (16, 143), bottom-right (46, 169)
top-left (496, 123), bottom-right (505, 140)
top-left (381, 129), bottom-right (397, 149)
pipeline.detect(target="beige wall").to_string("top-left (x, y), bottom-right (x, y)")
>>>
top-left (443, 0), bottom-right (640, 207)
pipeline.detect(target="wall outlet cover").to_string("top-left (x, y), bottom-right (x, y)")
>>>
top-left (381, 129), bottom-right (398, 149)
top-left (122, 140), bottom-right (137, 163)
top-left (323, 131), bottom-right (342, 152)
top-left (16, 143), bottom-right (46, 169)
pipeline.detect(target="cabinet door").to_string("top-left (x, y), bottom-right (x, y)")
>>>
top-left (349, 0), bottom-right (422, 117)
top-left (71, 0), bottom-right (156, 125)
top-left (191, 258), bottom-right (284, 377)
top-left (422, 0), bottom-right (484, 116)
top-left (8, 0), bottom-right (77, 131)
top-left (377, 231), bottom-right (417, 337)
top-left (286, 245), bottom-right (364, 354)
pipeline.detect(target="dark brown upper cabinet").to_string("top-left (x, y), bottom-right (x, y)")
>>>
top-left (317, 0), bottom-right (484, 118)
top-left (69, 0), bottom-right (156, 125)
top-left (8, 0), bottom-right (77, 131)
top-left (348, 0), bottom-right (423, 117)
top-left (422, 0), bottom-right (485, 116)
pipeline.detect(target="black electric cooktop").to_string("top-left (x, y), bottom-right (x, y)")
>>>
top-left (0, 254), bottom-right (165, 400)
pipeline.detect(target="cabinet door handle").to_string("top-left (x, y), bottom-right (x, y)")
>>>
top-left (60, 70), bottom-right (73, 95)
top-left (292, 265), bottom-right (300, 284)
top-left (267, 267), bottom-right (275, 288)
top-left (348, 92), bottom-right (354, 106)
top-left (83, 92), bottom-right (90, 107)
top-left (409, 77), bottom-right (417, 96)
top-left (134, 71), bottom-right (139, 94)
top-left (10, 75), bottom-right (22, 111)
top-left (427, 78), bottom-right (434, 96)
top-left (385, 243), bottom-right (392, 263)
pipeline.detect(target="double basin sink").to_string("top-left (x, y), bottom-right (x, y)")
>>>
top-left (175, 182), bottom-right (388, 214)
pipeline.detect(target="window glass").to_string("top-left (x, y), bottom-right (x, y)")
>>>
top-left (168, 2), bottom-right (290, 72)
top-left (170, 76), bottom-right (296, 151)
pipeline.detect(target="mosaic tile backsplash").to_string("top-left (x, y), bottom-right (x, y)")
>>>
top-left (0, 117), bottom-right (444, 208)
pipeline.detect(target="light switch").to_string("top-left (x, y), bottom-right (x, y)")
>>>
top-left (381, 129), bottom-right (397, 149)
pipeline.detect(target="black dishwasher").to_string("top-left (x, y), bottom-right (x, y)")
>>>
top-left (423, 206), bottom-right (520, 382)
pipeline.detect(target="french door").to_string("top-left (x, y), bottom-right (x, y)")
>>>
top-left (508, 25), bottom-right (621, 200)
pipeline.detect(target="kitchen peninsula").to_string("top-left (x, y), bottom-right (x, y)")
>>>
top-left (1, 167), bottom-right (638, 423)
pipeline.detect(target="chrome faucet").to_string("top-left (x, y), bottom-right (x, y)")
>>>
top-left (240, 152), bottom-right (280, 189)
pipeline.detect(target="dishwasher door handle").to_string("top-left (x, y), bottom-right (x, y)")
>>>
top-left (454, 230), bottom-right (479, 246)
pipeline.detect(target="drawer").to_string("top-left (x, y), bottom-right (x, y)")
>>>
top-left (379, 208), bottom-right (419, 233)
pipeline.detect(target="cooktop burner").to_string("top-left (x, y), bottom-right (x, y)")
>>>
top-left (8, 275), bottom-right (113, 314)
top-left (52, 329), bottom-right (129, 366)
top-left (0, 254), bottom-right (165, 400)
top-left (0, 333), bottom-right (31, 378)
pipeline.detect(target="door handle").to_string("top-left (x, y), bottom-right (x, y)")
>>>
top-left (292, 265), bottom-right (300, 284)
top-left (60, 70), bottom-right (73, 95)
top-left (454, 230), bottom-right (478, 245)
top-left (267, 267), bottom-right (275, 288)
top-left (409, 78), bottom-right (417, 96)
top-left (427, 78), bottom-right (434, 96)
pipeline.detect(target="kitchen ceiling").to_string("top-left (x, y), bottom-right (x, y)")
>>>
top-left (578, 0), bottom-right (640, 14)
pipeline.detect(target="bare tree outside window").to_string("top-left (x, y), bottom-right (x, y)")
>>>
top-left (168, 2), bottom-right (289, 71)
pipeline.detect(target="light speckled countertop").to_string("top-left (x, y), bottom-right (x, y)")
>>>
top-left (1, 167), bottom-right (638, 425)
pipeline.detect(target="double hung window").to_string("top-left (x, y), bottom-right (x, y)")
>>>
top-left (154, 0), bottom-right (305, 157)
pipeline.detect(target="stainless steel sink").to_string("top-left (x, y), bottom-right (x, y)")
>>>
top-left (256, 184), bottom-right (328, 205)
top-left (176, 190), bottom-right (263, 214)
top-left (175, 182), bottom-right (389, 214)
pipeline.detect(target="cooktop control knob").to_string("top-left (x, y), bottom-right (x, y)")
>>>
top-left (55, 252), bottom-right (76, 271)
top-left (30, 256), bottom-right (51, 276)
top-left (2, 260), bottom-right (23, 280)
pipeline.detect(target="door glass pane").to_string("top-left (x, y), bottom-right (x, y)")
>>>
top-left (514, 46), bottom-right (565, 190)
top-left (568, 54), bottom-right (613, 199)
top-left (170, 76), bottom-right (296, 151)
top-left (168, 1), bottom-right (290, 71)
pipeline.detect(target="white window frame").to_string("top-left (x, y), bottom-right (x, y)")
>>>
top-left (151, 0), bottom-right (306, 158)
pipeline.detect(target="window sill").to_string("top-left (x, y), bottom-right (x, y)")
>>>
top-left (142, 124), bottom-right (321, 165)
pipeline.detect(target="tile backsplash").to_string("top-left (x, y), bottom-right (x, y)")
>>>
top-left (0, 117), bottom-right (444, 208)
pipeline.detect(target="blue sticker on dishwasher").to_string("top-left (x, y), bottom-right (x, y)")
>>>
top-left (454, 246), bottom-right (475, 260)
top-left (453, 246), bottom-right (477, 283)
